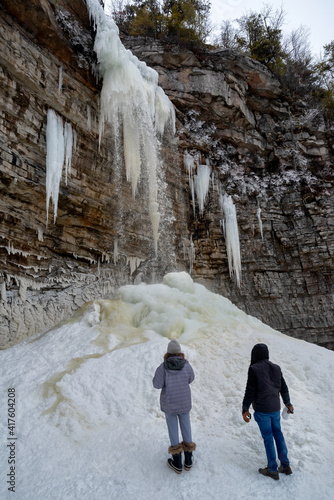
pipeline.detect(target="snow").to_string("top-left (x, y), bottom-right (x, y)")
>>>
top-left (1, 272), bottom-right (334, 499)
top-left (85, 0), bottom-right (175, 254)
top-left (220, 194), bottom-right (242, 287)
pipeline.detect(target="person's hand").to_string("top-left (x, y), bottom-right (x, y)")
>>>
top-left (286, 404), bottom-right (294, 414)
top-left (242, 410), bottom-right (251, 423)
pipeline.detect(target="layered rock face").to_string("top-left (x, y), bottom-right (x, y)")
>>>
top-left (122, 38), bottom-right (334, 348)
top-left (1, 1), bottom-right (333, 348)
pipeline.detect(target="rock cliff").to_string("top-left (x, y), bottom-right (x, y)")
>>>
top-left (0, 1), bottom-right (333, 348)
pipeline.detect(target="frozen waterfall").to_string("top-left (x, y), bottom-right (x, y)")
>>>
top-left (85, 0), bottom-right (175, 253)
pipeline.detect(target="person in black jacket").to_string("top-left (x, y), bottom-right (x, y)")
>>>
top-left (242, 343), bottom-right (294, 480)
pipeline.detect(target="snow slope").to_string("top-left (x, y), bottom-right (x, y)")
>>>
top-left (1, 272), bottom-right (333, 499)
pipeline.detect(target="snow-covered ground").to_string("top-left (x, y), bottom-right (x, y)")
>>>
top-left (1, 272), bottom-right (333, 499)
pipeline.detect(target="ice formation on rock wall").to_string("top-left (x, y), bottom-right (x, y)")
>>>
top-left (220, 194), bottom-right (242, 287)
top-left (188, 236), bottom-right (195, 274)
top-left (58, 65), bottom-right (63, 96)
top-left (46, 109), bottom-right (75, 223)
top-left (64, 122), bottom-right (73, 183)
top-left (194, 163), bottom-right (211, 215)
top-left (85, 0), bottom-right (175, 254)
top-left (113, 237), bottom-right (119, 264)
top-left (184, 152), bottom-right (211, 216)
top-left (127, 256), bottom-right (143, 276)
top-left (257, 206), bottom-right (264, 240)
top-left (37, 226), bottom-right (44, 242)
top-left (184, 152), bottom-right (196, 216)
top-left (1, 280), bottom-right (6, 303)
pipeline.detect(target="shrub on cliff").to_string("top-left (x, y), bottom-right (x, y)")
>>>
top-left (218, 6), bottom-right (334, 121)
top-left (315, 41), bottom-right (334, 122)
top-left (109, 0), bottom-right (211, 46)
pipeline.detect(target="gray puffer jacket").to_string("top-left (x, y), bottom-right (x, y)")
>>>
top-left (153, 356), bottom-right (195, 414)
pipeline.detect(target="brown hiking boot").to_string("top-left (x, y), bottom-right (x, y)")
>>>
top-left (259, 467), bottom-right (279, 480)
top-left (278, 465), bottom-right (292, 475)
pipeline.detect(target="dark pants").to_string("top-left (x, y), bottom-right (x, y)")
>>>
top-left (254, 411), bottom-right (289, 472)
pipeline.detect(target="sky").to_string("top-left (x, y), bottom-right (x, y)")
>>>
top-left (1, 271), bottom-right (333, 498)
top-left (210, 0), bottom-right (334, 58)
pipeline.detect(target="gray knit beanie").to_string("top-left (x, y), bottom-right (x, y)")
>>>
top-left (167, 339), bottom-right (181, 354)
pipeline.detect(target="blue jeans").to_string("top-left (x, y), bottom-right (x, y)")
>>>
top-left (165, 412), bottom-right (192, 447)
top-left (254, 411), bottom-right (289, 472)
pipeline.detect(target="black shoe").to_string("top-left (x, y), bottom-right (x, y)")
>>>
top-left (167, 454), bottom-right (182, 474)
top-left (181, 441), bottom-right (196, 471)
top-left (184, 451), bottom-right (193, 471)
top-left (259, 467), bottom-right (279, 480)
top-left (278, 465), bottom-right (292, 475)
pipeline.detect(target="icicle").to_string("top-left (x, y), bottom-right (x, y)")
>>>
top-left (126, 256), bottom-right (142, 276)
top-left (182, 238), bottom-right (187, 260)
top-left (220, 194), bottom-right (242, 287)
top-left (46, 109), bottom-right (75, 223)
top-left (155, 86), bottom-right (175, 136)
top-left (58, 65), bottom-right (63, 96)
top-left (113, 237), bottom-right (119, 264)
top-left (1, 280), bottom-right (7, 303)
top-left (257, 207), bottom-right (264, 240)
top-left (64, 122), bottom-right (73, 183)
top-left (37, 226), bottom-right (44, 242)
top-left (184, 151), bottom-right (195, 179)
top-left (184, 152), bottom-right (196, 217)
top-left (46, 109), bottom-right (65, 223)
top-left (188, 236), bottom-right (195, 274)
top-left (194, 164), bottom-right (211, 215)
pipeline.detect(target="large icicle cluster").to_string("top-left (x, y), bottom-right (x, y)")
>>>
top-left (220, 194), bottom-right (242, 287)
top-left (46, 109), bottom-right (76, 223)
top-left (184, 151), bottom-right (211, 216)
top-left (85, 0), bottom-right (175, 253)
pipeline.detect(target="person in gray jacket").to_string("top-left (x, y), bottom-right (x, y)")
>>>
top-left (153, 339), bottom-right (196, 474)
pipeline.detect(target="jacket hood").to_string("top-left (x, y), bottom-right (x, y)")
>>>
top-left (164, 356), bottom-right (186, 371)
top-left (251, 343), bottom-right (269, 365)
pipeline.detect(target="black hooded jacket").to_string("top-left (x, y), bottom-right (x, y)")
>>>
top-left (242, 344), bottom-right (291, 413)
